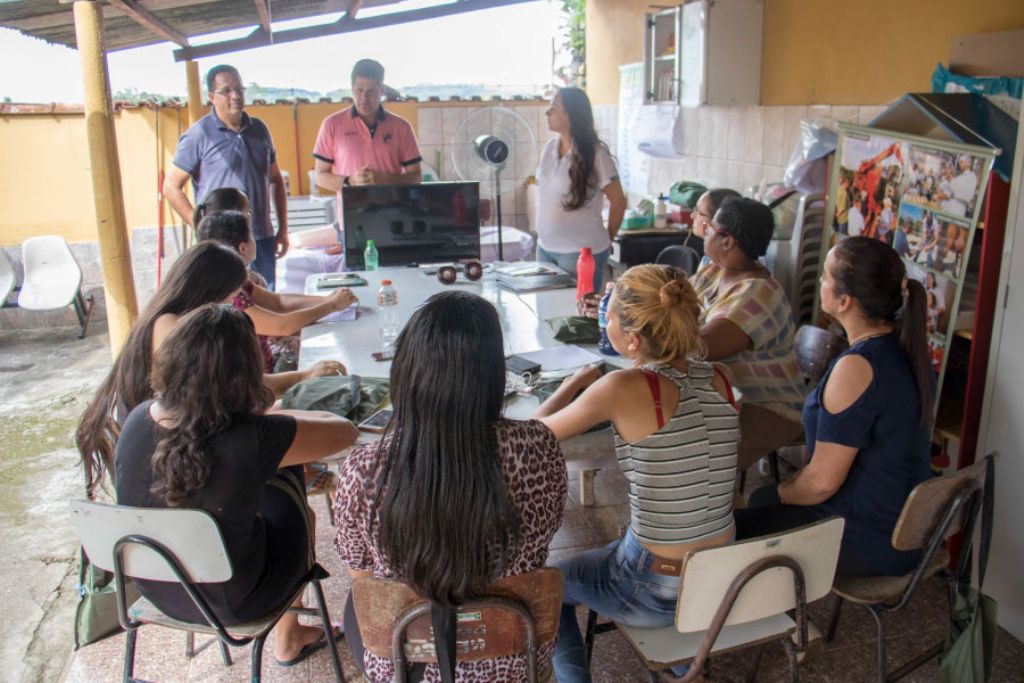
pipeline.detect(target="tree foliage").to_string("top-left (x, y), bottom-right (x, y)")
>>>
top-left (554, 0), bottom-right (585, 87)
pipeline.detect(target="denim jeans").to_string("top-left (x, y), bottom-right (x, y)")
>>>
top-left (254, 235), bottom-right (278, 291)
top-left (536, 245), bottom-right (609, 294)
top-left (553, 529), bottom-right (680, 683)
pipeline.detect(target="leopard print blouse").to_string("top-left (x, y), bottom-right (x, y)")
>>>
top-left (334, 418), bottom-right (567, 682)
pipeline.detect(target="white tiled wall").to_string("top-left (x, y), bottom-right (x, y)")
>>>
top-left (417, 104), bottom-right (555, 233)
top-left (415, 101), bottom-right (894, 227)
top-left (614, 103), bottom-right (890, 200)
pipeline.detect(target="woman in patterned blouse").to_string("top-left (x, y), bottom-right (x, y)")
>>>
top-left (690, 197), bottom-right (807, 487)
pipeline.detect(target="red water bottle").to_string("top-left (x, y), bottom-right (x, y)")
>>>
top-left (576, 247), bottom-right (595, 301)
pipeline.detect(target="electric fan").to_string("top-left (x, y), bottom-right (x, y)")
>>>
top-left (451, 106), bottom-right (537, 260)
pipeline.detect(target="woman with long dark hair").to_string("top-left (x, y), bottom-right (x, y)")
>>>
top-left (114, 304), bottom-right (358, 665)
top-left (536, 86), bottom-right (627, 292)
top-left (76, 241), bottom-right (248, 496)
top-left (334, 291), bottom-right (567, 682)
top-left (534, 264), bottom-right (739, 682)
top-left (76, 241), bottom-right (344, 497)
top-left (735, 236), bottom-right (934, 576)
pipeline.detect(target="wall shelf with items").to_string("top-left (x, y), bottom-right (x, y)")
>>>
top-left (643, 0), bottom-right (763, 106)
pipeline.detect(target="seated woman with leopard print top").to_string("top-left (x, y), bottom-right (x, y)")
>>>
top-left (333, 291), bottom-right (567, 682)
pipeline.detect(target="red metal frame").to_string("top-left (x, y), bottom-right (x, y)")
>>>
top-left (956, 173), bottom-right (1010, 471)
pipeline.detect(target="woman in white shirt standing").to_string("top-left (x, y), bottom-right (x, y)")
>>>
top-left (536, 87), bottom-right (627, 292)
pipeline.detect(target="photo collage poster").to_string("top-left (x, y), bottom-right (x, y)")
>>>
top-left (818, 123), bottom-right (995, 417)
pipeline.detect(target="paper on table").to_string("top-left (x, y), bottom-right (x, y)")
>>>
top-left (516, 345), bottom-right (604, 372)
top-left (317, 302), bottom-right (359, 323)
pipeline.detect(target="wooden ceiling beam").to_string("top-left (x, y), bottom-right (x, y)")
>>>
top-left (174, 0), bottom-right (533, 61)
top-left (345, 1), bottom-right (365, 21)
top-left (106, 0), bottom-right (189, 46)
top-left (253, 0), bottom-right (271, 34)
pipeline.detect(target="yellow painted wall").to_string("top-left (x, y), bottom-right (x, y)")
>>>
top-left (763, 0), bottom-right (1024, 105)
top-left (585, 0), bottom-right (650, 106)
top-left (0, 99), bottom-right (538, 246)
top-left (585, 0), bottom-right (1024, 106)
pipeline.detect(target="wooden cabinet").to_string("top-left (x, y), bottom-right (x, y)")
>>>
top-left (644, 0), bottom-right (763, 106)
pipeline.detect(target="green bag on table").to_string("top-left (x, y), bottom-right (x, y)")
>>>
top-left (546, 316), bottom-right (600, 344)
top-left (280, 374), bottom-right (390, 423)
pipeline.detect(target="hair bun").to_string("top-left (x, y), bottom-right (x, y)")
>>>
top-left (659, 279), bottom-right (685, 307)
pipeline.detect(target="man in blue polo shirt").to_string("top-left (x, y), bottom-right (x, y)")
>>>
top-left (164, 65), bottom-right (289, 289)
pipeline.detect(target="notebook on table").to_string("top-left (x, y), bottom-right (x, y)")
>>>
top-left (495, 263), bottom-right (574, 292)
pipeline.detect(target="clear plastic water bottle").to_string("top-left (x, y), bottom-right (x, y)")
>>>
top-left (598, 282), bottom-right (618, 356)
top-left (364, 239), bottom-right (379, 271)
top-left (378, 279), bottom-right (400, 347)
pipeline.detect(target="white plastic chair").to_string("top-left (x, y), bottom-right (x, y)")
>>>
top-left (585, 517), bottom-right (845, 681)
top-left (18, 236), bottom-right (94, 337)
top-left (68, 500), bottom-right (345, 682)
top-left (0, 249), bottom-right (16, 307)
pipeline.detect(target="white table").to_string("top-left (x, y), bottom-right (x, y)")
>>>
top-left (299, 267), bottom-right (628, 504)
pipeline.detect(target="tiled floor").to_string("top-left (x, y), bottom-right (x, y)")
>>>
top-left (65, 467), bottom-right (1024, 682)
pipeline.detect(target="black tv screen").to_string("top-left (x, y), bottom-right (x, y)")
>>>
top-left (342, 181), bottom-right (481, 269)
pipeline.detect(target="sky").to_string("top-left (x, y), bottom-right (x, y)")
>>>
top-left (0, 0), bottom-right (561, 103)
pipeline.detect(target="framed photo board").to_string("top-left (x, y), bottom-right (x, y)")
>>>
top-left (816, 123), bottom-right (995, 415)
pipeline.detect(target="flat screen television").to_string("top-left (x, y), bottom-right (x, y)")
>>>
top-left (342, 181), bottom-right (481, 269)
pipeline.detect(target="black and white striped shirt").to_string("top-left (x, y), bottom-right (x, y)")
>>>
top-left (614, 361), bottom-right (740, 545)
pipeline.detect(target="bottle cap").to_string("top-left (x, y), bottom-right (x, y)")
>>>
top-left (581, 247), bottom-right (592, 255)
top-left (381, 279), bottom-right (393, 285)
top-left (367, 239), bottom-right (375, 246)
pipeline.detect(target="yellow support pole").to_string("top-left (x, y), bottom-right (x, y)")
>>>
top-left (73, 0), bottom-right (138, 357)
top-left (185, 60), bottom-right (204, 126)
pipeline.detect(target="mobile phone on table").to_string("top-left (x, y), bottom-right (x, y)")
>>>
top-left (372, 349), bottom-right (396, 361)
top-left (358, 408), bottom-right (393, 433)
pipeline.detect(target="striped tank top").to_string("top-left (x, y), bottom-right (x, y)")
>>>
top-left (613, 360), bottom-right (740, 545)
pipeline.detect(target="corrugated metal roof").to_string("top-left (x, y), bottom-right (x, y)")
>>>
top-left (0, 0), bottom-right (399, 52)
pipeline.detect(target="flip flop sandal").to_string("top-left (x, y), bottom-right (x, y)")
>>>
top-left (275, 625), bottom-right (344, 668)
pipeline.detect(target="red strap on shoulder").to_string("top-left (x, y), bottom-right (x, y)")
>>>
top-left (642, 370), bottom-right (666, 429)
top-left (713, 366), bottom-right (738, 410)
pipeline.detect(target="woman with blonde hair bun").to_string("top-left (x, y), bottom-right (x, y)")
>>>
top-left (535, 264), bottom-right (741, 682)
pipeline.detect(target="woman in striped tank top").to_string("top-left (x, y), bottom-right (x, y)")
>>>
top-left (535, 264), bottom-right (741, 682)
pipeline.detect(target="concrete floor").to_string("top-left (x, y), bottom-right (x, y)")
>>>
top-left (4, 321), bottom-right (1024, 682)
top-left (0, 323), bottom-right (115, 683)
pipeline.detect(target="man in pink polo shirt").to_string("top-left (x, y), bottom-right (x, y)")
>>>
top-left (313, 59), bottom-right (422, 224)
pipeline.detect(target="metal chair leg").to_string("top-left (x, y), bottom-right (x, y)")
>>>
top-left (311, 578), bottom-right (346, 682)
top-left (867, 606), bottom-right (887, 683)
top-left (825, 595), bottom-right (844, 643)
top-left (185, 631), bottom-right (195, 658)
top-left (769, 451), bottom-right (781, 483)
top-left (122, 627), bottom-right (138, 683)
top-left (325, 491), bottom-right (336, 527)
top-left (746, 643), bottom-right (765, 683)
top-left (251, 634), bottom-right (266, 683)
top-left (218, 639), bottom-right (232, 666)
top-left (584, 609), bottom-right (598, 668)
top-left (783, 636), bottom-right (800, 683)
top-left (739, 470), bottom-right (747, 494)
top-left (73, 290), bottom-right (94, 339)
